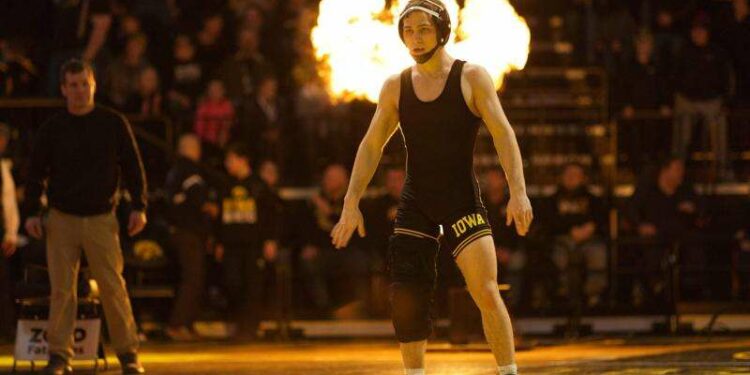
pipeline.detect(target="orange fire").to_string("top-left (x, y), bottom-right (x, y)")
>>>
top-left (312, 0), bottom-right (530, 103)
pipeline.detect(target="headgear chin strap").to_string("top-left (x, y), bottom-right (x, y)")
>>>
top-left (413, 45), bottom-right (441, 64)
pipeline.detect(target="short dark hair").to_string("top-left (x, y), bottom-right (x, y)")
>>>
top-left (59, 59), bottom-right (94, 85)
top-left (225, 142), bottom-right (251, 162)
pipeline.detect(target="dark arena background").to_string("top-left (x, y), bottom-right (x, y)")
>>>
top-left (1, 0), bottom-right (750, 374)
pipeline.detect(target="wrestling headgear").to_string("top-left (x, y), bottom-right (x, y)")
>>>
top-left (398, 0), bottom-right (452, 64)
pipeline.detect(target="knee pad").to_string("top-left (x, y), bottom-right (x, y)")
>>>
top-left (390, 281), bottom-right (433, 342)
top-left (388, 233), bottom-right (438, 342)
top-left (388, 233), bottom-right (438, 284)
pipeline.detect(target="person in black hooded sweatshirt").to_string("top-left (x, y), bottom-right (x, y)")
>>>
top-left (215, 143), bottom-right (277, 340)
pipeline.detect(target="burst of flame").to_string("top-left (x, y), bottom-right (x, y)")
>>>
top-left (312, 0), bottom-right (530, 103)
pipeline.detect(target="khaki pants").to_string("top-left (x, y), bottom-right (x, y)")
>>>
top-left (45, 209), bottom-right (139, 359)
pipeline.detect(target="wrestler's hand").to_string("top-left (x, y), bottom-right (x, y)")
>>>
top-left (506, 193), bottom-right (533, 236)
top-left (331, 203), bottom-right (366, 249)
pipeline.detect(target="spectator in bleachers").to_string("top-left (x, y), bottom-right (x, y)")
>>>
top-left (168, 0), bottom-right (207, 33)
top-left (547, 163), bottom-right (608, 309)
top-left (363, 166), bottom-right (405, 315)
top-left (0, 37), bottom-right (5, 86)
top-left (195, 14), bottom-right (228, 77)
top-left (280, 0), bottom-right (318, 87)
top-left (227, 0), bottom-right (258, 19)
top-left (47, 0), bottom-right (112, 96)
top-left (163, 134), bottom-right (216, 341)
top-left (722, 0), bottom-right (750, 152)
top-left (110, 13), bottom-right (144, 56)
top-left (672, 19), bottom-right (733, 181)
top-left (258, 159), bottom-right (280, 188)
top-left (215, 143), bottom-right (277, 340)
top-left (124, 66), bottom-right (163, 116)
top-left (257, 159), bottom-right (284, 252)
top-left (725, 0), bottom-right (750, 103)
top-left (616, 31), bottom-right (672, 171)
top-left (481, 168), bottom-right (525, 308)
top-left (626, 157), bottom-right (702, 305)
top-left (240, 74), bottom-right (287, 166)
top-left (594, 1), bottom-right (636, 72)
top-left (299, 164), bottom-right (369, 318)
top-left (0, 39), bottom-right (39, 97)
top-left (216, 26), bottom-right (271, 103)
top-left (126, 1), bottom-right (175, 72)
top-left (0, 123), bottom-right (19, 343)
top-left (194, 79), bottom-right (235, 164)
top-left (239, 4), bottom-right (266, 31)
top-left (650, 3), bottom-right (687, 72)
top-left (167, 35), bottom-right (204, 128)
top-left (238, 3), bottom-right (280, 63)
top-left (105, 33), bottom-right (152, 109)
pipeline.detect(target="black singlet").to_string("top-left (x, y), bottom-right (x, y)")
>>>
top-left (398, 59), bottom-right (484, 222)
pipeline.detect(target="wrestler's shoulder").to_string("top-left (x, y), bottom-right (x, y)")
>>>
top-left (378, 73), bottom-right (402, 103)
top-left (382, 73), bottom-right (401, 92)
top-left (461, 62), bottom-right (490, 81)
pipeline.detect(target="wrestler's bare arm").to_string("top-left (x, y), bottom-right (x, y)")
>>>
top-left (331, 74), bottom-right (402, 248)
top-left (466, 64), bottom-right (533, 236)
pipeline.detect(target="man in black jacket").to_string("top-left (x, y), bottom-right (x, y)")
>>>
top-left (163, 134), bottom-right (217, 341)
top-left (24, 60), bottom-right (147, 375)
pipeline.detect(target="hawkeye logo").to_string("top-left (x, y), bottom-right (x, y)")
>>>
top-left (451, 214), bottom-right (486, 237)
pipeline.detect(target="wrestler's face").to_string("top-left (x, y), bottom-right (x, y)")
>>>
top-left (402, 11), bottom-right (439, 59)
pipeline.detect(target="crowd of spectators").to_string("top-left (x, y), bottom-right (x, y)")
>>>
top-left (0, 0), bottom-right (748, 341)
top-left (1, 1), bottom-right (749, 180)
top-left (0, 0), bottom-right (332, 185)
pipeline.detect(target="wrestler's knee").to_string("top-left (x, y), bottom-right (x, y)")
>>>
top-left (388, 233), bottom-right (438, 342)
top-left (468, 281), bottom-right (503, 312)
